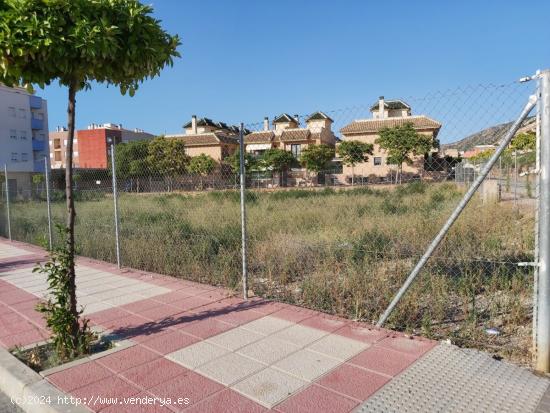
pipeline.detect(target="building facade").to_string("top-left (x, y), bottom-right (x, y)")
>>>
top-left (0, 84), bottom-right (49, 195)
top-left (49, 123), bottom-right (154, 169)
top-left (339, 97), bottom-right (441, 180)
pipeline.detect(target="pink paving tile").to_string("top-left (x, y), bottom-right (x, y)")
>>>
top-left (47, 361), bottom-right (113, 392)
top-left (196, 288), bottom-right (232, 301)
top-left (140, 330), bottom-right (199, 354)
top-left (121, 299), bottom-right (165, 314)
top-left (101, 393), bottom-right (174, 413)
top-left (317, 364), bottom-right (390, 401)
top-left (377, 335), bottom-right (437, 358)
top-left (274, 384), bottom-right (359, 413)
top-left (9, 298), bottom-right (41, 312)
top-left (0, 316), bottom-right (36, 336)
top-left (87, 307), bottom-right (134, 325)
top-left (102, 314), bottom-right (150, 331)
top-left (0, 328), bottom-right (49, 348)
top-left (335, 323), bottom-right (389, 344)
top-left (214, 307), bottom-right (265, 326)
top-left (139, 304), bottom-right (184, 321)
top-left (348, 346), bottom-right (417, 377)
top-left (299, 315), bottom-right (349, 333)
top-left (177, 285), bottom-right (215, 296)
top-left (120, 358), bottom-right (188, 390)
top-left (71, 376), bottom-right (141, 412)
top-left (177, 317), bottom-right (234, 339)
top-left (270, 307), bottom-right (318, 323)
top-left (184, 388), bottom-right (266, 413)
top-left (150, 291), bottom-right (193, 304)
top-left (169, 295), bottom-right (215, 312)
top-left (148, 369), bottom-right (224, 409)
top-left (0, 290), bottom-right (37, 306)
top-left (95, 345), bottom-right (160, 373)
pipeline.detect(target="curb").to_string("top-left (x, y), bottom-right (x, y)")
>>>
top-left (0, 346), bottom-right (90, 413)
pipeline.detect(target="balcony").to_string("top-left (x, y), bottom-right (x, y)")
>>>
top-left (33, 160), bottom-right (45, 173)
top-left (32, 139), bottom-right (45, 151)
top-left (31, 117), bottom-right (44, 130)
top-left (29, 95), bottom-right (42, 109)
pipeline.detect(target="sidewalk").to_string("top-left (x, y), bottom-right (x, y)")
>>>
top-left (0, 238), bottom-right (548, 412)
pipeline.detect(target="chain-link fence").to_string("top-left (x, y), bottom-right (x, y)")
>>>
top-left (0, 76), bottom-right (541, 367)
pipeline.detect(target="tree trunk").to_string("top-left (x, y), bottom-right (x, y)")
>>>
top-left (351, 165), bottom-right (355, 186)
top-left (65, 83), bottom-right (79, 346)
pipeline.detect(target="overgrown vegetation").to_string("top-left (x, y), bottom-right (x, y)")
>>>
top-left (2, 182), bottom-right (535, 365)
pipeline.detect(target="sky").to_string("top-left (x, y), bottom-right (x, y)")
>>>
top-left (40, 0), bottom-right (550, 143)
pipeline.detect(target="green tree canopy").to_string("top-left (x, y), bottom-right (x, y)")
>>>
top-left (509, 132), bottom-right (535, 152)
top-left (147, 137), bottom-right (189, 176)
top-left (376, 123), bottom-right (436, 182)
top-left (260, 148), bottom-right (296, 172)
top-left (187, 154), bottom-right (217, 176)
top-left (300, 144), bottom-right (335, 173)
top-left (226, 148), bottom-right (257, 174)
top-left (115, 140), bottom-right (150, 180)
top-left (337, 140), bottom-right (374, 166)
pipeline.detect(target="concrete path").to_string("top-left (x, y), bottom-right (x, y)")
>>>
top-left (0, 238), bottom-right (548, 413)
top-left (0, 389), bottom-right (23, 413)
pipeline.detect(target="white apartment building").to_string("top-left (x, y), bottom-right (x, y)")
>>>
top-left (0, 84), bottom-right (49, 195)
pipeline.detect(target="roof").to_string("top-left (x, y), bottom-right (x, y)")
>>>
top-left (165, 132), bottom-right (238, 146)
top-left (280, 128), bottom-right (312, 142)
top-left (306, 111), bottom-right (334, 122)
top-left (245, 131), bottom-right (275, 144)
top-left (273, 113), bottom-right (297, 124)
top-left (369, 99), bottom-right (411, 112)
top-left (340, 116), bottom-right (441, 135)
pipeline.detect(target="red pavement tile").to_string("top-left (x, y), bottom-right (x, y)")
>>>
top-left (275, 384), bottom-right (359, 413)
top-left (178, 317), bottom-right (234, 339)
top-left (71, 376), bottom-right (141, 412)
top-left (87, 307), bottom-right (133, 326)
top-left (214, 307), bottom-right (265, 326)
top-left (101, 394), bottom-right (174, 413)
top-left (317, 364), bottom-right (390, 401)
top-left (102, 314), bottom-right (149, 331)
top-left (178, 285), bottom-right (215, 297)
top-left (0, 327), bottom-right (49, 348)
top-left (140, 330), bottom-right (199, 354)
top-left (139, 304), bottom-right (184, 321)
top-left (169, 296), bottom-right (214, 312)
top-left (47, 361), bottom-right (113, 392)
top-left (299, 315), bottom-right (348, 333)
top-left (377, 335), bottom-right (436, 358)
top-left (335, 323), bottom-right (389, 344)
top-left (150, 291), bottom-right (194, 304)
top-left (0, 316), bottom-right (36, 336)
top-left (148, 369), bottom-right (224, 410)
top-left (121, 358), bottom-right (188, 390)
top-left (270, 307), bottom-right (318, 323)
top-left (348, 346), bottom-right (417, 377)
top-left (96, 345), bottom-right (160, 373)
top-left (196, 288), bottom-right (232, 301)
top-left (185, 388), bottom-right (266, 413)
top-left (121, 299), bottom-right (164, 314)
top-left (0, 290), bottom-right (37, 306)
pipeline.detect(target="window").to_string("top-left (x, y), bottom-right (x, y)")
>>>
top-left (21, 153), bottom-right (28, 162)
top-left (20, 131), bottom-right (27, 140)
top-left (54, 139), bottom-right (61, 149)
top-left (18, 108), bottom-right (26, 119)
top-left (374, 157), bottom-right (382, 166)
top-left (9, 129), bottom-right (17, 139)
top-left (54, 151), bottom-right (62, 162)
top-left (291, 144), bottom-right (301, 158)
top-left (8, 107), bottom-right (15, 117)
top-left (11, 153), bottom-right (18, 162)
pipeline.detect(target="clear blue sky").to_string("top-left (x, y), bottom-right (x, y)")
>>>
top-left (41, 0), bottom-right (550, 143)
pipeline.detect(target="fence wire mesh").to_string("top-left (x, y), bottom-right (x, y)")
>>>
top-left (0, 78), bottom-right (538, 366)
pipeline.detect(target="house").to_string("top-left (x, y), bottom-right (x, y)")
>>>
top-left (166, 116), bottom-right (240, 162)
top-left (244, 111), bottom-right (337, 157)
top-left (0, 83), bottom-right (49, 196)
top-left (339, 97), bottom-right (441, 180)
top-left (49, 123), bottom-right (154, 169)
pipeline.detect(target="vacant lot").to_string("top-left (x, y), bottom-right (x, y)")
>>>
top-left (2, 182), bottom-right (535, 365)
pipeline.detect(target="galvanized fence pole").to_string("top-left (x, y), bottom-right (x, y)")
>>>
top-left (44, 156), bottom-right (53, 249)
top-left (377, 94), bottom-right (537, 327)
top-left (536, 69), bottom-right (550, 373)
top-left (110, 142), bottom-right (121, 269)
top-left (4, 164), bottom-right (11, 241)
top-left (239, 123), bottom-right (249, 300)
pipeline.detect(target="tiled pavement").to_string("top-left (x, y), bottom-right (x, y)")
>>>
top-left (0, 238), bottom-right (548, 413)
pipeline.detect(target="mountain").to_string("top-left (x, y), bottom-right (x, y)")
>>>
top-left (441, 117), bottom-right (536, 152)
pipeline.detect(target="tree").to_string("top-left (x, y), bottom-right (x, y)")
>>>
top-left (0, 0), bottom-right (179, 354)
top-left (299, 144), bottom-right (335, 184)
top-left (147, 137), bottom-right (189, 191)
top-left (509, 132), bottom-right (535, 152)
top-left (376, 123), bottom-right (436, 184)
top-left (260, 148), bottom-right (295, 186)
top-left (337, 141), bottom-right (373, 186)
top-left (227, 148), bottom-right (257, 174)
top-left (187, 154), bottom-right (217, 190)
top-left (115, 140), bottom-right (150, 191)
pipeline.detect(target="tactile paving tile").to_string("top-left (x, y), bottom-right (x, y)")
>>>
top-left (354, 344), bottom-right (549, 413)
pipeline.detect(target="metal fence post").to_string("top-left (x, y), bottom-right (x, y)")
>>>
top-left (44, 156), bottom-right (53, 249)
top-left (4, 164), bottom-right (11, 241)
top-left (239, 123), bottom-right (249, 300)
top-left (377, 94), bottom-right (537, 327)
top-left (110, 142), bottom-right (121, 269)
top-left (536, 69), bottom-right (550, 373)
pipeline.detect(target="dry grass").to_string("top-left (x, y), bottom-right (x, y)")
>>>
top-left (1, 181), bottom-right (535, 366)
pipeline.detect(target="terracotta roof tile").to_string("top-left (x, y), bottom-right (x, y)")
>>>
top-left (340, 116), bottom-right (441, 135)
top-left (166, 133), bottom-right (238, 146)
top-left (280, 128), bottom-right (311, 142)
top-left (245, 131), bottom-right (275, 144)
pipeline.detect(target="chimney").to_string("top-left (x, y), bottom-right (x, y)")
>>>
top-left (293, 114), bottom-right (300, 126)
top-left (378, 96), bottom-right (385, 119)
top-left (263, 117), bottom-right (269, 131)
top-left (191, 115), bottom-right (197, 134)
